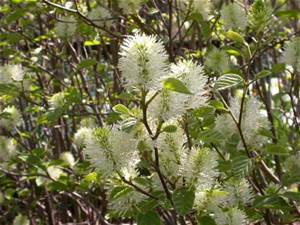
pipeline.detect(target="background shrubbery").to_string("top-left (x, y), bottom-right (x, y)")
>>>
top-left (0, 0), bottom-right (300, 224)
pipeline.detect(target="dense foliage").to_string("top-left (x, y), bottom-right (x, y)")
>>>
top-left (0, 0), bottom-right (300, 224)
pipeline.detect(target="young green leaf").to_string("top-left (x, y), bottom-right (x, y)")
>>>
top-left (163, 78), bottom-right (192, 94)
top-left (214, 74), bottom-right (244, 90)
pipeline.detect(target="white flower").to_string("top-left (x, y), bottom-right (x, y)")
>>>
top-left (60, 152), bottom-right (76, 168)
top-left (220, 3), bottom-right (248, 30)
top-left (170, 59), bottom-right (208, 109)
top-left (0, 64), bottom-right (24, 83)
top-left (88, 6), bottom-right (112, 27)
top-left (205, 48), bottom-right (230, 74)
top-left (49, 92), bottom-right (66, 109)
top-left (54, 16), bottom-right (77, 38)
top-left (179, 147), bottom-right (218, 190)
top-left (242, 97), bottom-right (269, 147)
top-left (282, 37), bottom-right (300, 72)
top-left (148, 89), bottom-right (186, 121)
top-left (0, 106), bottom-right (21, 130)
top-left (118, 0), bottom-right (143, 14)
top-left (0, 136), bottom-right (17, 162)
top-left (211, 206), bottom-right (247, 225)
top-left (13, 214), bottom-right (29, 225)
top-left (84, 127), bottom-right (138, 177)
top-left (119, 33), bottom-right (168, 90)
top-left (149, 60), bottom-right (208, 120)
top-left (157, 125), bottom-right (185, 177)
top-left (47, 165), bottom-right (65, 181)
top-left (74, 127), bottom-right (93, 148)
top-left (214, 97), bottom-right (269, 148)
top-left (178, 0), bottom-right (211, 20)
top-left (222, 179), bottom-right (253, 206)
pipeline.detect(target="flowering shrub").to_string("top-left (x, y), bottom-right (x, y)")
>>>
top-left (0, 0), bottom-right (300, 224)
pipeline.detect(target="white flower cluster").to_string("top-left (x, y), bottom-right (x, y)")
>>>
top-left (84, 127), bottom-right (138, 177)
top-left (13, 214), bottom-right (29, 225)
top-left (149, 60), bottom-right (208, 121)
top-left (0, 106), bottom-right (21, 130)
top-left (213, 207), bottom-right (248, 225)
top-left (0, 136), bottom-right (16, 163)
top-left (119, 33), bottom-right (168, 90)
top-left (74, 127), bottom-right (92, 149)
top-left (205, 48), bottom-right (230, 74)
top-left (282, 37), bottom-right (300, 72)
top-left (178, 0), bottom-right (212, 20)
top-left (215, 96), bottom-right (269, 148)
top-left (88, 6), bottom-right (112, 27)
top-left (179, 147), bottom-right (219, 190)
top-left (157, 125), bottom-right (185, 177)
top-left (54, 16), bottom-right (77, 39)
top-left (0, 64), bottom-right (24, 83)
top-left (48, 92), bottom-right (66, 109)
top-left (220, 2), bottom-right (248, 31)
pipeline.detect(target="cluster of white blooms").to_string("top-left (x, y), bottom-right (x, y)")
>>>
top-left (213, 207), bottom-right (248, 225)
top-left (214, 96), bottom-right (269, 148)
top-left (48, 92), bottom-right (66, 109)
top-left (108, 186), bottom-right (146, 215)
top-left (282, 37), bottom-right (300, 72)
top-left (178, 0), bottom-right (211, 20)
top-left (84, 127), bottom-right (138, 177)
top-left (0, 64), bottom-right (24, 83)
top-left (73, 127), bottom-right (93, 148)
top-left (149, 60), bottom-right (208, 121)
top-left (0, 106), bottom-right (21, 130)
top-left (118, 0), bottom-right (143, 14)
top-left (13, 214), bottom-right (29, 225)
top-left (156, 125), bottom-right (185, 177)
top-left (205, 48), bottom-right (230, 74)
top-left (220, 3), bottom-right (248, 31)
top-left (47, 165), bottom-right (65, 181)
top-left (88, 6), bottom-right (112, 27)
top-left (221, 179), bottom-right (253, 206)
top-left (179, 148), bottom-right (218, 189)
top-left (0, 136), bottom-right (16, 163)
top-left (54, 16), bottom-right (77, 38)
top-left (119, 33), bottom-right (168, 90)
top-left (60, 151), bottom-right (76, 168)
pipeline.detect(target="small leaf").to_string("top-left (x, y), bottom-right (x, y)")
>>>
top-left (225, 31), bottom-right (245, 45)
top-left (264, 144), bottom-right (289, 156)
top-left (112, 104), bottom-right (132, 115)
top-left (137, 211), bottom-right (161, 225)
top-left (162, 125), bottom-right (177, 133)
top-left (254, 70), bottom-right (272, 81)
top-left (163, 78), bottom-right (192, 95)
top-left (254, 195), bottom-right (289, 209)
top-left (214, 74), bottom-right (244, 90)
top-left (282, 192), bottom-right (300, 202)
top-left (84, 40), bottom-right (100, 46)
top-left (172, 187), bottom-right (195, 215)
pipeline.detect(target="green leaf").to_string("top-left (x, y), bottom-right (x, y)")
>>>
top-left (163, 78), bottom-right (192, 95)
top-left (254, 70), bottom-right (272, 81)
top-left (282, 192), bottom-right (300, 202)
top-left (264, 144), bottom-right (289, 156)
top-left (137, 211), bottom-right (160, 225)
top-left (172, 187), bottom-right (195, 215)
top-left (84, 40), bottom-right (100, 46)
top-left (225, 31), bottom-right (245, 45)
top-left (112, 104), bottom-right (132, 116)
top-left (231, 154), bottom-right (252, 178)
top-left (214, 74), bottom-right (244, 90)
top-left (254, 195), bottom-right (289, 209)
top-left (77, 59), bottom-right (97, 70)
top-left (198, 215), bottom-right (217, 225)
top-left (162, 125), bottom-right (177, 133)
